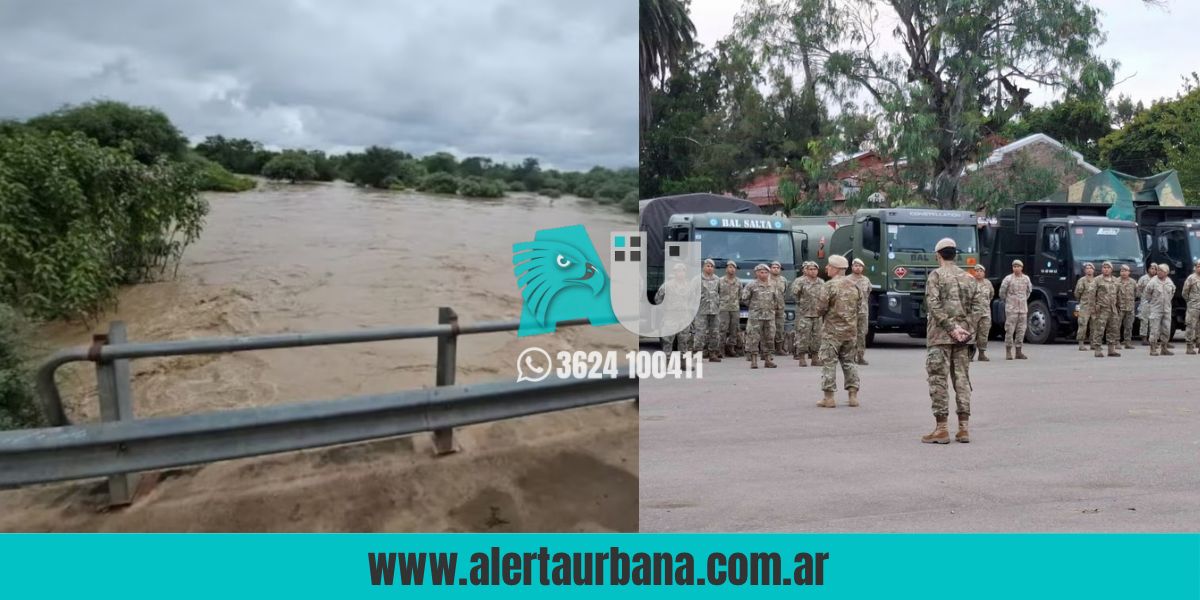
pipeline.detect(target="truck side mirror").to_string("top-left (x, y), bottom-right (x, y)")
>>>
top-left (801, 239), bottom-right (809, 257)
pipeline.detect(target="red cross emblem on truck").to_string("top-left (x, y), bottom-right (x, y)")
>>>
top-left (894, 266), bottom-right (908, 278)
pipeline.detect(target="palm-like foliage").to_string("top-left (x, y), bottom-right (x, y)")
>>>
top-left (640, 0), bottom-right (696, 133)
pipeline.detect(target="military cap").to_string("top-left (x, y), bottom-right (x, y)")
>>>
top-left (852, 258), bottom-right (865, 267)
top-left (1158, 263), bottom-right (1171, 273)
top-left (703, 258), bottom-right (715, 267)
top-left (803, 261), bottom-right (817, 269)
top-left (1012, 259), bottom-right (1024, 267)
top-left (828, 255), bottom-right (849, 269)
top-left (1083, 262), bottom-right (1095, 270)
top-left (726, 260), bottom-right (738, 268)
top-left (934, 237), bottom-right (957, 251)
top-left (1101, 261), bottom-right (1113, 268)
top-left (1195, 259), bottom-right (1200, 267)
top-left (1119, 264), bottom-right (1131, 271)
top-left (754, 263), bottom-right (770, 272)
top-left (672, 262), bottom-right (687, 272)
top-left (974, 264), bottom-right (986, 272)
top-left (770, 260), bottom-right (782, 268)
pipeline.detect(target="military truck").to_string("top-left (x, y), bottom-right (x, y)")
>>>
top-left (640, 194), bottom-right (798, 335)
top-left (979, 202), bottom-right (1145, 344)
top-left (1137, 205), bottom-right (1200, 335)
top-left (792, 208), bottom-right (981, 339)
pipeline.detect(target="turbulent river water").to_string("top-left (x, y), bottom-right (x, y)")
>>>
top-left (2, 181), bottom-right (639, 532)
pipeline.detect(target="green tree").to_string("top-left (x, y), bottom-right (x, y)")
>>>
top-left (194, 135), bottom-right (266, 174)
top-left (739, 0), bottom-right (1114, 209)
top-left (345, 146), bottom-right (409, 188)
top-left (418, 171), bottom-right (461, 194)
top-left (1100, 87), bottom-right (1200, 178)
top-left (459, 156), bottom-right (492, 177)
top-left (421, 151), bottom-right (459, 175)
top-left (1004, 97), bottom-right (1112, 163)
top-left (261, 151), bottom-right (317, 183)
top-left (26, 100), bottom-right (188, 165)
top-left (0, 303), bottom-right (42, 430)
top-left (184, 153), bottom-right (256, 192)
top-left (640, 0), bottom-right (696, 132)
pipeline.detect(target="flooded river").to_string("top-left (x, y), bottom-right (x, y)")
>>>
top-left (1, 182), bottom-right (638, 532)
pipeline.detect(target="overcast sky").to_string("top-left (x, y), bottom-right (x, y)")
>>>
top-left (0, 0), bottom-right (636, 171)
top-left (690, 0), bottom-right (1198, 108)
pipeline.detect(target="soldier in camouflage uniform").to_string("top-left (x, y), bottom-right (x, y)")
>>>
top-left (1074, 262), bottom-right (1096, 351)
top-left (1087, 261), bottom-right (1122, 357)
top-left (816, 255), bottom-right (863, 408)
top-left (968, 265), bottom-right (994, 362)
top-left (1146, 263), bottom-right (1175, 356)
top-left (998, 260), bottom-right (1032, 360)
top-left (790, 261), bottom-right (824, 366)
top-left (742, 264), bottom-right (782, 369)
top-left (849, 258), bottom-right (872, 365)
top-left (716, 260), bottom-right (742, 358)
top-left (921, 238), bottom-right (981, 444)
top-left (1183, 260), bottom-right (1200, 355)
top-left (769, 261), bottom-right (787, 356)
top-left (654, 263), bottom-right (694, 353)
top-left (1137, 263), bottom-right (1158, 345)
top-left (1117, 265), bottom-right (1137, 349)
top-left (692, 258), bottom-right (722, 362)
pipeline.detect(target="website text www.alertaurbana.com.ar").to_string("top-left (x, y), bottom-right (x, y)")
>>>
top-left (368, 547), bottom-right (829, 587)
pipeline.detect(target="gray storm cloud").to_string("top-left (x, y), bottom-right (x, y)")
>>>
top-left (0, 0), bottom-right (637, 170)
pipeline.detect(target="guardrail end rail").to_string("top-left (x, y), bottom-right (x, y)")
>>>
top-left (96, 321), bottom-right (140, 506)
top-left (432, 307), bottom-right (460, 456)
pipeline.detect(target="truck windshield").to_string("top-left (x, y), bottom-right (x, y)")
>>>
top-left (694, 229), bottom-right (794, 267)
top-left (1191, 232), bottom-right (1200, 264)
top-left (1070, 225), bottom-right (1142, 262)
top-left (886, 224), bottom-right (976, 254)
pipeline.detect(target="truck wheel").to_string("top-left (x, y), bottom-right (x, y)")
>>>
top-left (1025, 299), bottom-right (1056, 345)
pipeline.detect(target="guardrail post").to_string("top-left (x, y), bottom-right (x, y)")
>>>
top-left (95, 321), bottom-right (139, 506)
top-left (432, 307), bottom-right (459, 455)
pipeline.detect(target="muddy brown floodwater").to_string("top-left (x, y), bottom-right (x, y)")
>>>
top-left (0, 181), bottom-right (639, 532)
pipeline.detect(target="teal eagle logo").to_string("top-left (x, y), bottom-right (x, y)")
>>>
top-left (512, 225), bottom-right (617, 336)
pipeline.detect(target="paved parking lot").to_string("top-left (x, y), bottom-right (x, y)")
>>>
top-left (640, 334), bottom-right (1200, 532)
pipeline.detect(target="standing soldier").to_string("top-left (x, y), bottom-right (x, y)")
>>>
top-left (1074, 262), bottom-right (1096, 351)
top-left (816, 255), bottom-right (862, 408)
top-left (791, 261), bottom-right (824, 366)
top-left (968, 265), bottom-right (994, 362)
top-left (742, 264), bottom-right (782, 369)
top-left (999, 259), bottom-right (1032, 360)
top-left (1117, 265), bottom-right (1137, 350)
top-left (654, 263), bottom-right (694, 353)
top-left (1087, 261), bottom-right (1122, 357)
top-left (849, 258), bottom-right (872, 365)
top-left (1184, 260), bottom-right (1200, 355)
top-left (716, 260), bottom-right (742, 359)
top-left (921, 238), bottom-right (980, 444)
top-left (692, 259), bottom-right (722, 362)
top-left (1145, 263), bottom-right (1175, 356)
top-left (1137, 263), bottom-right (1158, 345)
top-left (769, 261), bottom-right (787, 356)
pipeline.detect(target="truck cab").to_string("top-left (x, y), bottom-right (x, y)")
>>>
top-left (1144, 218), bottom-right (1200, 332)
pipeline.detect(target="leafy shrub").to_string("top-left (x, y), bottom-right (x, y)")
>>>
top-left (418, 171), bottom-right (461, 194)
top-left (26, 100), bottom-right (188, 165)
top-left (261, 151), bottom-right (317, 182)
top-left (0, 303), bottom-right (41, 430)
top-left (620, 190), bottom-right (639, 213)
top-left (506, 180), bottom-right (528, 192)
top-left (596, 182), bottom-right (631, 202)
top-left (539, 188), bottom-right (562, 198)
top-left (185, 153), bottom-right (255, 192)
top-left (395, 159), bottom-right (426, 187)
top-left (0, 130), bottom-right (207, 320)
top-left (458, 177), bottom-right (505, 198)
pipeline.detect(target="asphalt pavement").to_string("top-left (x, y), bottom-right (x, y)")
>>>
top-left (639, 334), bottom-right (1200, 532)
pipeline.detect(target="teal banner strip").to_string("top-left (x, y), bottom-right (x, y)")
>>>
top-left (0, 533), bottom-right (1196, 598)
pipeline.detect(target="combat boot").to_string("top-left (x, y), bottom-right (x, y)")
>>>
top-left (1015, 347), bottom-right (1028, 360)
top-left (1005, 346), bottom-right (1013, 360)
top-left (1107, 344), bottom-right (1121, 357)
top-left (764, 356), bottom-right (777, 368)
top-left (709, 353), bottom-right (721, 363)
top-left (1078, 341), bottom-right (1087, 351)
top-left (1150, 344), bottom-right (1160, 356)
top-left (750, 354), bottom-right (759, 369)
top-left (978, 349), bottom-right (990, 362)
top-left (1093, 346), bottom-right (1104, 358)
top-left (797, 354), bottom-right (808, 367)
top-left (809, 353), bottom-right (823, 367)
top-left (1187, 344), bottom-right (1196, 355)
top-left (921, 418), bottom-right (950, 444)
top-left (1124, 343), bottom-right (1135, 350)
top-left (955, 418), bottom-right (970, 443)
top-left (1161, 344), bottom-right (1175, 356)
top-left (857, 354), bottom-right (869, 366)
top-left (847, 389), bottom-right (859, 407)
top-left (817, 390), bottom-right (834, 408)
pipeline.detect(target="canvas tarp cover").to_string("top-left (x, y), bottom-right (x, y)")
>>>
top-left (638, 193), bottom-right (761, 266)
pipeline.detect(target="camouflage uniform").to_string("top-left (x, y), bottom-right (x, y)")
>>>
top-left (716, 274), bottom-right (742, 356)
top-left (925, 264), bottom-right (981, 419)
top-left (1183, 271), bottom-right (1200, 351)
top-left (1136, 272), bottom-right (1155, 342)
top-left (817, 276), bottom-right (863, 392)
top-left (999, 273), bottom-right (1032, 352)
top-left (691, 273), bottom-right (721, 355)
top-left (1117, 276), bottom-right (1136, 347)
top-left (1074, 275), bottom-right (1096, 349)
top-left (849, 273), bottom-right (871, 362)
top-left (790, 275), bottom-right (824, 361)
top-left (1087, 273), bottom-right (1120, 353)
top-left (770, 273), bottom-right (787, 354)
top-left (972, 277), bottom-right (994, 357)
top-left (742, 279), bottom-right (782, 358)
top-left (654, 278), bottom-right (694, 352)
top-left (1144, 276), bottom-right (1174, 351)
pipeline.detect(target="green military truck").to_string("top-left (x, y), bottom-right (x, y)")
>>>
top-left (791, 208), bottom-right (981, 340)
top-left (1137, 206), bottom-right (1200, 336)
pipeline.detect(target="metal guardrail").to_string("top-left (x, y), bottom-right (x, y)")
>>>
top-left (7, 308), bottom-right (633, 505)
